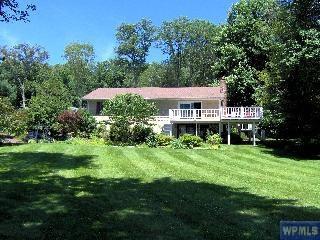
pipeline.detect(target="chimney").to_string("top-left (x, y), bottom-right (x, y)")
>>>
top-left (219, 77), bottom-right (227, 107)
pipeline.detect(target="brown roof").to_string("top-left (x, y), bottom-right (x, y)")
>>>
top-left (82, 87), bottom-right (224, 100)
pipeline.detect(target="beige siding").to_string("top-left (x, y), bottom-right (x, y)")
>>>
top-left (152, 99), bottom-right (220, 116)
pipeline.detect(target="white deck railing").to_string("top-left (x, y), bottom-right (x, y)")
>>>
top-left (169, 107), bottom-right (262, 122)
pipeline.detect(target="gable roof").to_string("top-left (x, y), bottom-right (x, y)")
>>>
top-left (82, 87), bottom-right (224, 100)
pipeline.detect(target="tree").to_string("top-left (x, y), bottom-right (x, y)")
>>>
top-left (138, 62), bottom-right (168, 87)
top-left (0, 44), bottom-right (49, 108)
top-left (0, 97), bottom-right (14, 132)
top-left (116, 19), bottom-right (156, 86)
top-left (64, 42), bottom-right (96, 106)
top-left (212, 0), bottom-right (277, 106)
top-left (28, 78), bottom-right (71, 135)
top-left (95, 58), bottom-right (130, 88)
top-left (258, 0), bottom-right (320, 143)
top-left (157, 17), bottom-right (219, 87)
top-left (103, 93), bottom-right (158, 125)
top-left (0, 0), bottom-right (36, 22)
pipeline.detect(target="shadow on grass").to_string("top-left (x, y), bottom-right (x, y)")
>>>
top-left (260, 140), bottom-right (320, 161)
top-left (0, 151), bottom-right (319, 239)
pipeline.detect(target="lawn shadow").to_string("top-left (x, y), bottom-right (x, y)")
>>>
top-left (259, 141), bottom-right (320, 161)
top-left (0, 151), bottom-right (319, 239)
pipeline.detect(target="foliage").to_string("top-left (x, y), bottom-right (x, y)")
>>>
top-left (55, 109), bottom-right (96, 139)
top-left (109, 121), bottom-right (132, 144)
top-left (157, 17), bottom-right (219, 86)
top-left (170, 138), bottom-right (187, 149)
top-left (0, 44), bottom-right (49, 108)
top-left (0, 97), bottom-right (14, 132)
top-left (63, 42), bottom-right (96, 106)
top-left (103, 93), bottom-right (158, 124)
top-left (178, 134), bottom-right (202, 149)
top-left (27, 78), bottom-right (71, 135)
top-left (207, 133), bottom-right (222, 146)
top-left (116, 19), bottom-right (156, 85)
top-left (95, 58), bottom-right (130, 88)
top-left (131, 124), bottom-right (153, 144)
top-left (145, 133), bottom-right (174, 148)
top-left (0, 0), bottom-right (36, 22)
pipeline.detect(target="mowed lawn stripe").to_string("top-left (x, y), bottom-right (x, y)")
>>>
top-left (190, 150), bottom-right (320, 206)
top-left (197, 149), bottom-right (320, 186)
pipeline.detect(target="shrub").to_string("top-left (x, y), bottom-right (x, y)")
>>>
top-left (56, 109), bottom-right (96, 139)
top-left (77, 109), bottom-right (97, 138)
top-left (179, 134), bottom-right (202, 149)
top-left (170, 138), bottom-right (187, 149)
top-left (131, 124), bottom-right (153, 144)
top-left (93, 124), bottom-right (109, 141)
top-left (145, 133), bottom-right (174, 148)
top-left (207, 133), bottom-right (222, 145)
top-left (146, 134), bottom-right (158, 148)
top-left (109, 121), bottom-right (132, 144)
top-left (156, 133), bottom-right (174, 146)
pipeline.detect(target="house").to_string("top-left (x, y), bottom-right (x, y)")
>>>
top-left (82, 80), bottom-right (263, 145)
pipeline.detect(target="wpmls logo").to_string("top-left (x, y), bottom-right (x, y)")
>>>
top-left (280, 221), bottom-right (320, 240)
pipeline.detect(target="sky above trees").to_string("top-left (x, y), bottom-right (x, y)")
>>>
top-left (0, 0), bottom-right (237, 64)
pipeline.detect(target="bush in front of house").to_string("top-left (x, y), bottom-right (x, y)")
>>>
top-left (179, 134), bottom-right (202, 149)
top-left (131, 124), bottom-right (154, 144)
top-left (146, 133), bottom-right (174, 148)
top-left (55, 109), bottom-right (96, 139)
top-left (156, 133), bottom-right (174, 146)
top-left (170, 138), bottom-right (188, 149)
top-left (109, 121), bottom-right (132, 144)
top-left (207, 133), bottom-right (222, 145)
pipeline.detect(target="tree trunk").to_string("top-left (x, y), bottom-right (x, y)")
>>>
top-left (20, 81), bottom-right (26, 109)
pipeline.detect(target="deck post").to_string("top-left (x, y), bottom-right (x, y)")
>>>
top-left (252, 122), bottom-right (256, 146)
top-left (195, 123), bottom-right (198, 136)
top-left (227, 122), bottom-right (231, 145)
top-left (218, 122), bottom-right (222, 136)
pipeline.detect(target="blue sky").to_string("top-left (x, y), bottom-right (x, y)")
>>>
top-left (0, 0), bottom-right (237, 64)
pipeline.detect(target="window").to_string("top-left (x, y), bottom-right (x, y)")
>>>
top-left (179, 101), bottom-right (202, 109)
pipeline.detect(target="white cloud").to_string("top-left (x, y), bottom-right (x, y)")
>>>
top-left (0, 29), bottom-right (19, 46)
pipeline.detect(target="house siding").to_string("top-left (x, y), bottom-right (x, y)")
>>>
top-left (152, 99), bottom-right (220, 116)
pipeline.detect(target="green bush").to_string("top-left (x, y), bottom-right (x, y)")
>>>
top-left (207, 133), bottom-right (222, 145)
top-left (109, 121), bottom-right (132, 144)
top-left (170, 138), bottom-right (187, 149)
top-left (156, 133), bottom-right (174, 146)
top-left (179, 134), bottom-right (202, 149)
top-left (146, 133), bottom-right (174, 148)
top-left (146, 134), bottom-right (158, 148)
top-left (131, 124), bottom-right (153, 144)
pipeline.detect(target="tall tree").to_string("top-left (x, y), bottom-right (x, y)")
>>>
top-left (258, 0), bottom-right (320, 143)
top-left (63, 42), bottom-right (96, 106)
top-left (0, 0), bottom-right (36, 22)
top-left (116, 19), bottom-right (156, 86)
top-left (95, 58), bottom-right (130, 88)
top-left (0, 44), bottom-right (49, 108)
top-left (213, 0), bottom-right (277, 106)
top-left (157, 17), bottom-right (219, 87)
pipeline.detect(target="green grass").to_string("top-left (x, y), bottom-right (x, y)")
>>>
top-left (0, 143), bottom-right (319, 239)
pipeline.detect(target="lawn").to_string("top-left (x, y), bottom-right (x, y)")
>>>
top-left (0, 143), bottom-right (319, 239)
